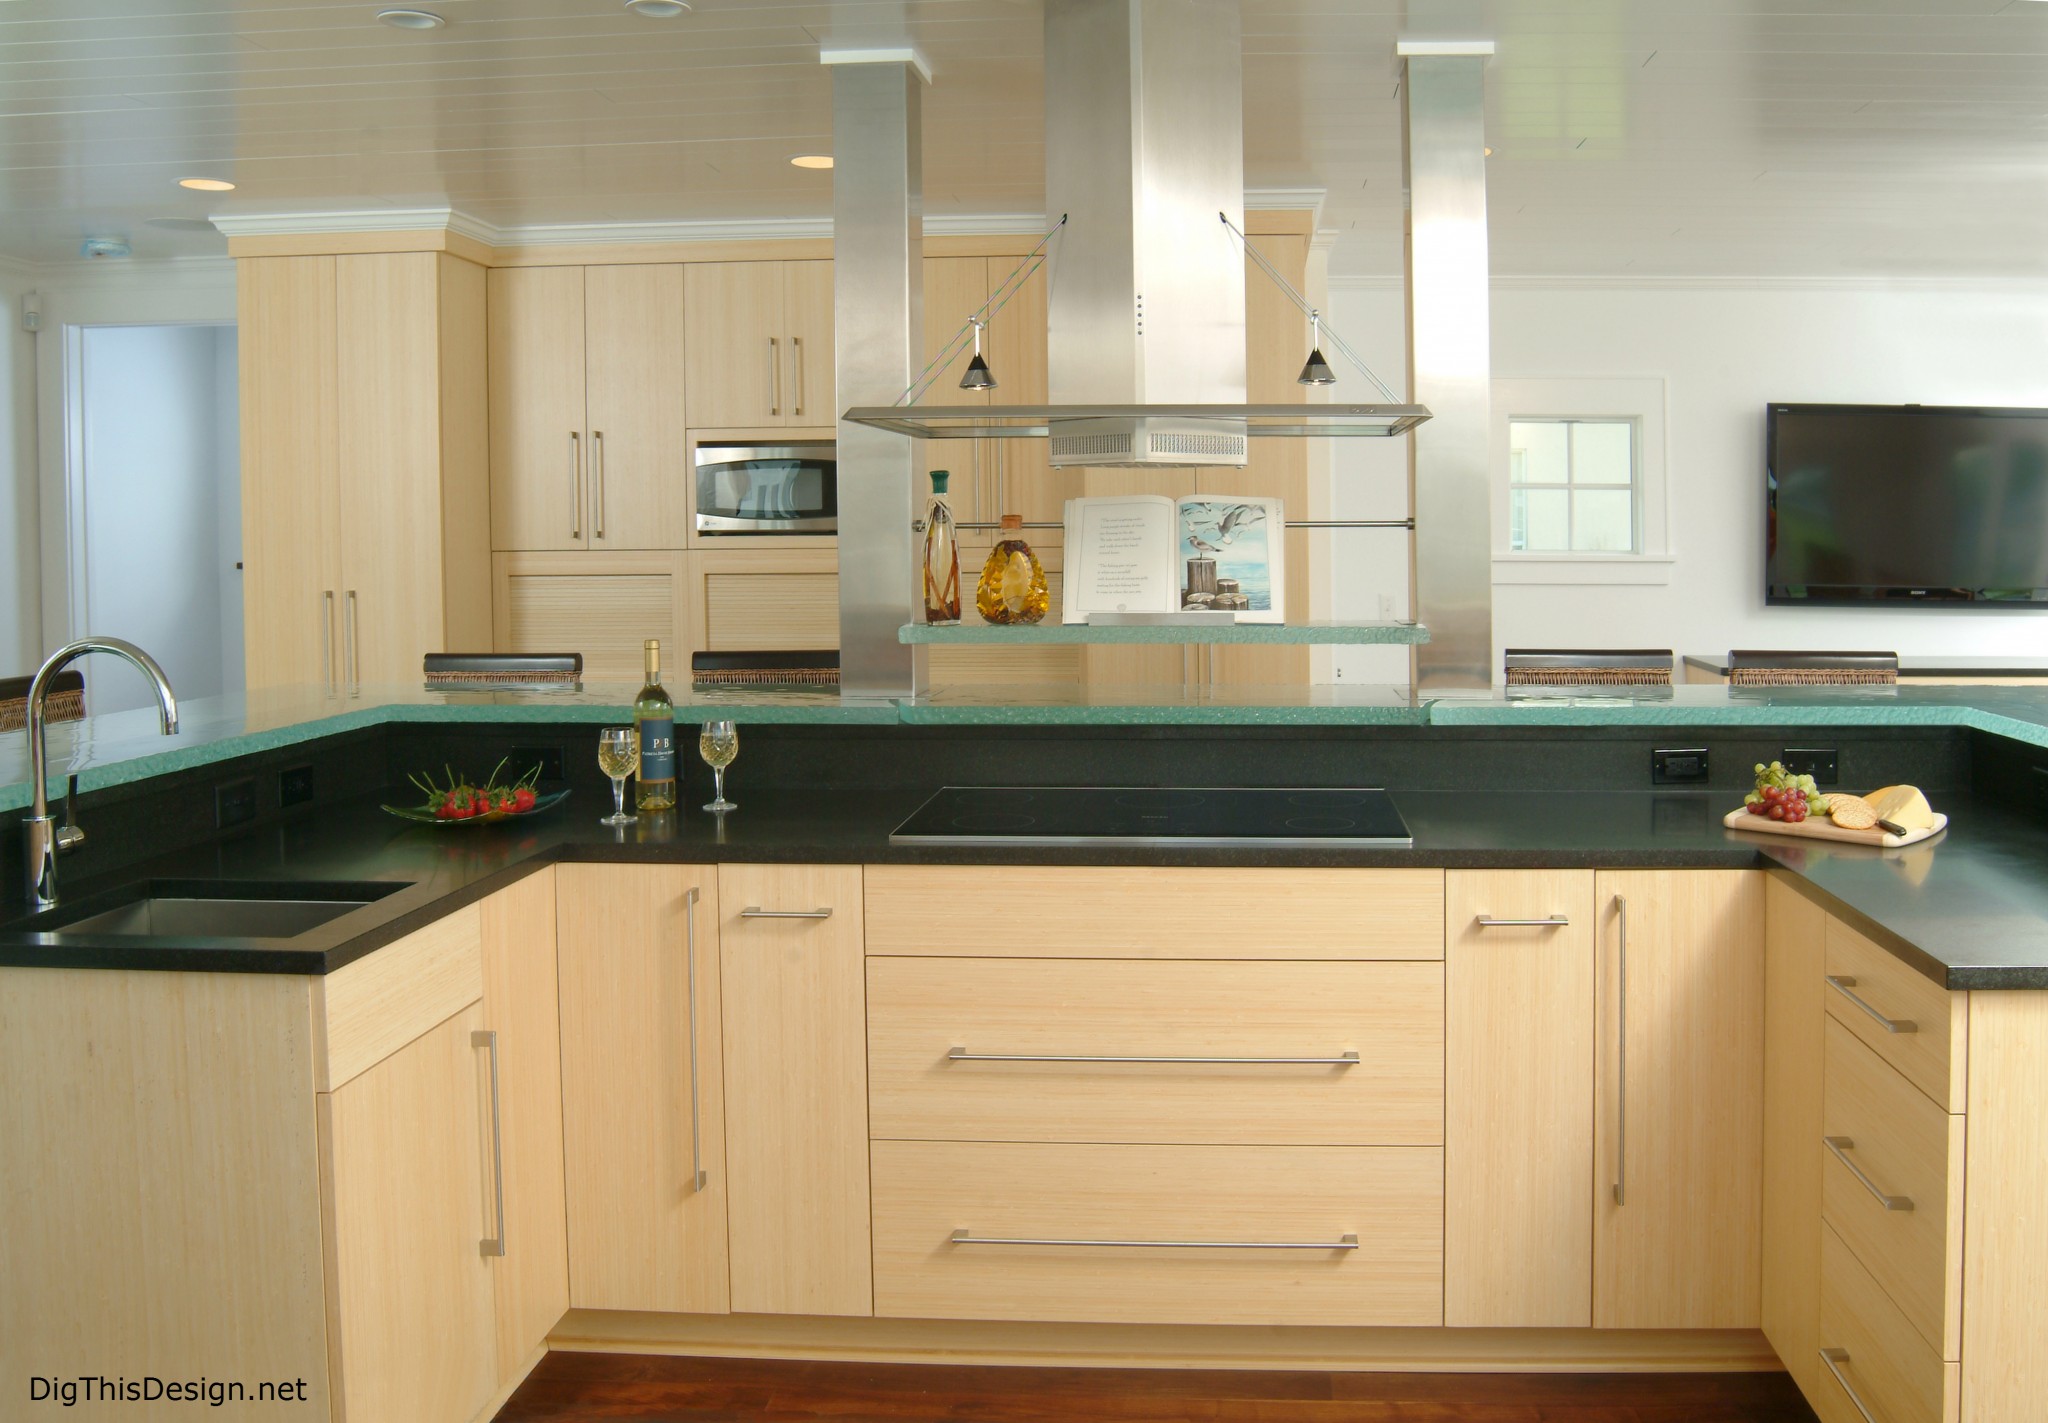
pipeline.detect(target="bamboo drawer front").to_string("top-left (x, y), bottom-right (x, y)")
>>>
top-left (871, 1140), bottom-right (1443, 1327)
top-left (1824, 917), bottom-right (1966, 1112)
top-left (863, 866), bottom-right (1445, 960)
top-left (315, 904), bottom-right (483, 1091)
top-left (1818, 1224), bottom-right (1956, 1423)
top-left (1821, 1017), bottom-right (1964, 1361)
top-left (866, 957), bottom-right (1444, 1146)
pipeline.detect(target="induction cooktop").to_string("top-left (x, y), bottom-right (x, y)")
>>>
top-left (889, 787), bottom-right (1413, 848)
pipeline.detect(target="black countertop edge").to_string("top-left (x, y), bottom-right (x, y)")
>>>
top-left (4, 791), bottom-right (2045, 992)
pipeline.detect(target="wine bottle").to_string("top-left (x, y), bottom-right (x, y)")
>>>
top-left (634, 638), bottom-right (677, 811)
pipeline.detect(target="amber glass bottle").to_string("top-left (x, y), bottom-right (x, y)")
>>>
top-left (975, 514), bottom-right (1050, 624)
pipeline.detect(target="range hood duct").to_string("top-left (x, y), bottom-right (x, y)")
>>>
top-left (842, 0), bottom-right (1428, 460)
top-left (1044, 0), bottom-right (1247, 467)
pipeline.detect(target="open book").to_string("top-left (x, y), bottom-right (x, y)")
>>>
top-left (1061, 494), bottom-right (1285, 624)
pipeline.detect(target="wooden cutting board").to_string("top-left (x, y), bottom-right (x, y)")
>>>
top-left (1723, 807), bottom-right (1947, 848)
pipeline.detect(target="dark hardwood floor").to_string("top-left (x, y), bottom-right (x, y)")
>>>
top-left (494, 1354), bottom-right (1820, 1423)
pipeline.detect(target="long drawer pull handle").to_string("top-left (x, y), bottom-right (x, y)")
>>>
top-left (951, 1229), bottom-right (1359, 1251)
top-left (740, 906), bottom-right (834, 919)
top-left (1613, 894), bottom-right (1627, 1207)
top-left (1819, 1348), bottom-right (1881, 1423)
top-left (1827, 975), bottom-right (1918, 1034)
top-left (684, 886), bottom-right (706, 1192)
top-left (1823, 1135), bottom-right (1914, 1211)
top-left (472, 1029), bottom-right (507, 1258)
top-left (1476, 915), bottom-right (1569, 928)
top-left (568, 431), bottom-right (582, 540)
top-left (948, 1048), bottom-right (1360, 1066)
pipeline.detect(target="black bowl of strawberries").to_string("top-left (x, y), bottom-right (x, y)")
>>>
top-left (382, 760), bottom-right (569, 826)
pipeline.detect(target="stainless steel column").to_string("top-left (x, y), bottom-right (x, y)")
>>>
top-left (833, 58), bottom-right (927, 698)
top-left (1402, 41), bottom-right (1494, 692)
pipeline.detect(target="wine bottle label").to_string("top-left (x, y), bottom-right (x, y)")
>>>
top-left (638, 717), bottom-right (676, 782)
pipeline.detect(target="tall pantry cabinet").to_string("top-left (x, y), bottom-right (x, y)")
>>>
top-left (239, 251), bottom-right (491, 690)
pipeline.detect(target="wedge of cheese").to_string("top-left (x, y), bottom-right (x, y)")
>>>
top-left (1865, 784), bottom-right (1938, 831)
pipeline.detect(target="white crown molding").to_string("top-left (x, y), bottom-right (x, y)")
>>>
top-left (1328, 271), bottom-right (2048, 294)
top-left (206, 190), bottom-right (1329, 251)
top-left (1396, 38), bottom-right (1496, 57)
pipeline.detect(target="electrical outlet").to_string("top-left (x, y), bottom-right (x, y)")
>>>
top-left (1652, 747), bottom-right (1710, 785)
top-left (509, 745), bottom-right (565, 782)
top-left (279, 763), bottom-right (315, 809)
top-left (215, 776), bottom-right (258, 829)
top-left (1781, 748), bottom-right (1840, 785)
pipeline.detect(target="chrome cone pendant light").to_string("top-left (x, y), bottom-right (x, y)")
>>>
top-left (958, 316), bottom-right (998, 391)
top-left (1297, 309), bottom-right (1337, 386)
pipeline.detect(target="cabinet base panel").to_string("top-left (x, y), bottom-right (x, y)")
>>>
top-left (549, 1313), bottom-right (1781, 1374)
top-left (469, 1343), bottom-right (551, 1423)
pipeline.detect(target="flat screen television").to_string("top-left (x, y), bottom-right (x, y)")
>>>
top-left (1767, 403), bottom-right (2048, 606)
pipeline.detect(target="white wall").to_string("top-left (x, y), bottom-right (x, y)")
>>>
top-left (0, 264), bottom-right (41, 678)
top-left (1328, 278), bottom-right (2048, 683)
top-left (77, 323), bottom-right (240, 712)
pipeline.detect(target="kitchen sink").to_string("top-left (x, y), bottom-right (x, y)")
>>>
top-left (28, 880), bottom-right (408, 941)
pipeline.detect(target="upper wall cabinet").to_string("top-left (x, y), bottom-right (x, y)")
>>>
top-left (487, 265), bottom-right (689, 553)
top-left (684, 261), bottom-right (834, 430)
top-left (241, 252), bottom-right (492, 690)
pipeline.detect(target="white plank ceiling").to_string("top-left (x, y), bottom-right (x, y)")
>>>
top-left (0, 0), bottom-right (2042, 276)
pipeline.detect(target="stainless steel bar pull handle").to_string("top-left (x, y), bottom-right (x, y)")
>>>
top-left (473, 1029), bottom-right (507, 1258)
top-left (739, 906), bottom-right (833, 920)
top-left (1827, 975), bottom-right (1918, 1034)
top-left (1818, 1349), bottom-right (1881, 1423)
top-left (948, 1048), bottom-right (1360, 1066)
top-left (569, 431), bottom-right (582, 539)
top-left (322, 591), bottom-right (336, 691)
top-left (951, 1229), bottom-right (1359, 1251)
top-left (1476, 914), bottom-right (1570, 928)
top-left (684, 886), bottom-right (706, 1192)
top-left (344, 591), bottom-right (359, 691)
top-left (1613, 894), bottom-right (1627, 1207)
top-left (1823, 1135), bottom-right (1914, 1211)
top-left (767, 337), bottom-right (780, 417)
top-left (591, 430), bottom-right (606, 540)
top-left (792, 335), bottom-right (804, 416)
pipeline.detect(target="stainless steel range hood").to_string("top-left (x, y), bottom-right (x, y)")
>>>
top-left (842, 0), bottom-right (1428, 464)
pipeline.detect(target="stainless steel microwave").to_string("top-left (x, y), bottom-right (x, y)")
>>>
top-left (694, 442), bottom-right (837, 534)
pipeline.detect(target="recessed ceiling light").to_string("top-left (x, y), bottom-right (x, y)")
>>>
top-left (376, 8), bottom-right (445, 29)
top-left (790, 154), bottom-right (835, 170)
top-left (1483, 147), bottom-right (1493, 156)
top-left (625, 0), bottom-right (692, 15)
top-left (178, 177), bottom-right (235, 192)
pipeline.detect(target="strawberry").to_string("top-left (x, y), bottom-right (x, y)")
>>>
top-left (513, 786), bottom-right (537, 813)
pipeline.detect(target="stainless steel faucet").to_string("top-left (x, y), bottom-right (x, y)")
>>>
top-left (23, 637), bottom-right (178, 913)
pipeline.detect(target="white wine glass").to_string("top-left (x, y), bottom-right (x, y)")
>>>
top-left (699, 719), bottom-right (738, 813)
top-left (597, 726), bottom-right (639, 826)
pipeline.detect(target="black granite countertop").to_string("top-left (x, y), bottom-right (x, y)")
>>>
top-left (3, 786), bottom-right (2045, 990)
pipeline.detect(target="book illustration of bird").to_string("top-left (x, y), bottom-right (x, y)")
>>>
top-left (1182, 502), bottom-right (1267, 554)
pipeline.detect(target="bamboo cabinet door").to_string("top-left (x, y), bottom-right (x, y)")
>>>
top-left (555, 863), bottom-right (729, 1314)
top-left (1594, 869), bottom-right (1765, 1329)
top-left (1444, 869), bottom-right (1596, 1327)
top-left (1761, 875), bottom-right (1828, 1403)
top-left (239, 255), bottom-right (342, 690)
top-left (320, 1004), bottom-right (499, 1423)
top-left (335, 251), bottom-right (457, 684)
top-left (478, 869), bottom-right (570, 1390)
top-left (684, 262), bottom-right (785, 427)
top-left (782, 259), bottom-right (835, 428)
top-left (487, 266), bottom-right (588, 551)
top-left (583, 265), bottom-right (689, 550)
top-left (718, 863), bottom-right (873, 1316)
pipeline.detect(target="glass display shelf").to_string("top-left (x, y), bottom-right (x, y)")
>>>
top-left (898, 621), bottom-right (1430, 646)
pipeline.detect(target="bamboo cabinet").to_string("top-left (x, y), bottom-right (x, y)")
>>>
top-left (1593, 869), bottom-right (1766, 1329)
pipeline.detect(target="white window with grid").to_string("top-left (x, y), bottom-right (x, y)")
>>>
top-left (1492, 376), bottom-right (1672, 585)
top-left (1507, 418), bottom-right (1638, 553)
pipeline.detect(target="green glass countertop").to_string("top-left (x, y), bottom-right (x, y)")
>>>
top-left (14, 679), bottom-right (2048, 812)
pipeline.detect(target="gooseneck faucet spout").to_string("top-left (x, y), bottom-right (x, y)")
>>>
top-left (23, 637), bottom-right (178, 913)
